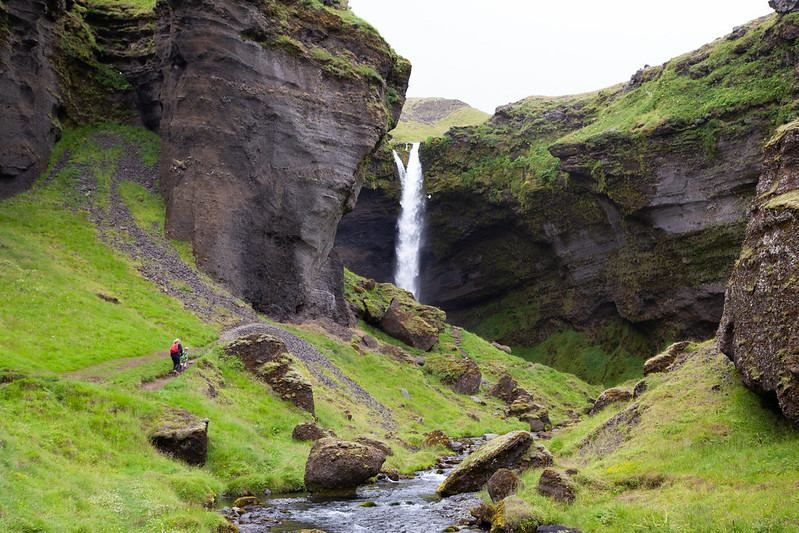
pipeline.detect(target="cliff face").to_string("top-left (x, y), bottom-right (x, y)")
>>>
top-left (718, 120), bottom-right (799, 423)
top-left (341, 10), bottom-right (799, 371)
top-left (0, 0), bottom-right (63, 197)
top-left (0, 0), bottom-right (159, 198)
top-left (156, 0), bottom-right (409, 321)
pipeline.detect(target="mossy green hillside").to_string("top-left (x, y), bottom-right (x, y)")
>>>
top-left (501, 342), bottom-right (799, 532)
top-left (0, 125), bottom-right (598, 531)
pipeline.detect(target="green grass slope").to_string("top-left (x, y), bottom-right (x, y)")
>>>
top-left (505, 342), bottom-right (799, 532)
top-left (390, 97), bottom-right (490, 143)
top-left (0, 124), bottom-right (598, 531)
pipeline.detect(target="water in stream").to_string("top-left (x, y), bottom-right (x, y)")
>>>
top-left (229, 470), bottom-right (482, 533)
top-left (224, 439), bottom-right (487, 533)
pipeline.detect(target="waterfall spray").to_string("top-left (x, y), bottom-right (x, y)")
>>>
top-left (393, 142), bottom-right (426, 300)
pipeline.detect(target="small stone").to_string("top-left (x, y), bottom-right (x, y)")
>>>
top-left (233, 496), bottom-right (261, 507)
top-left (401, 388), bottom-right (411, 400)
top-left (471, 395), bottom-right (486, 405)
top-left (633, 380), bottom-right (647, 398)
top-left (358, 501), bottom-right (377, 507)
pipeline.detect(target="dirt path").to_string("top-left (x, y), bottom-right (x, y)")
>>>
top-left (63, 349), bottom-right (196, 390)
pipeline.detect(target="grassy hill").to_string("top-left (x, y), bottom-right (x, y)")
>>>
top-left (0, 124), bottom-right (596, 531)
top-left (390, 97), bottom-right (490, 144)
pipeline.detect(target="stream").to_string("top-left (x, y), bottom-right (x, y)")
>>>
top-left (222, 440), bottom-right (487, 533)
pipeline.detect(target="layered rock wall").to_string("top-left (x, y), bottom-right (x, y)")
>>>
top-left (156, 0), bottom-right (409, 321)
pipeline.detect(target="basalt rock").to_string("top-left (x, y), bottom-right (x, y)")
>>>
top-left (437, 431), bottom-right (533, 496)
top-left (537, 468), bottom-right (576, 504)
top-left (518, 444), bottom-right (554, 471)
top-left (490, 495), bottom-right (540, 533)
top-left (0, 0), bottom-right (63, 198)
top-left (718, 120), bottom-right (799, 423)
top-left (487, 468), bottom-right (522, 503)
top-left (292, 422), bottom-right (336, 442)
top-left (424, 354), bottom-right (482, 395)
top-left (156, 0), bottom-right (409, 324)
top-left (148, 407), bottom-right (209, 466)
top-left (643, 341), bottom-right (691, 375)
top-left (304, 437), bottom-right (386, 493)
top-left (225, 334), bottom-right (314, 414)
top-left (346, 272), bottom-right (446, 350)
top-left (590, 387), bottom-right (633, 415)
top-left (770, 0), bottom-right (799, 13)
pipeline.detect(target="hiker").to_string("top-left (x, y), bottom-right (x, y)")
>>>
top-left (170, 338), bottom-right (184, 373)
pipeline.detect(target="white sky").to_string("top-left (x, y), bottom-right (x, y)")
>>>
top-left (347, 0), bottom-right (776, 113)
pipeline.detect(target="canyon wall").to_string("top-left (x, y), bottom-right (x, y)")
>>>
top-left (339, 10), bottom-right (799, 368)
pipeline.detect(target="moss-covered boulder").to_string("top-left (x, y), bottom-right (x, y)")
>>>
top-left (344, 270), bottom-right (446, 351)
top-left (424, 354), bottom-right (482, 395)
top-left (518, 444), bottom-right (554, 471)
top-left (292, 422), bottom-right (336, 442)
top-left (590, 387), bottom-right (633, 415)
top-left (437, 431), bottom-right (534, 496)
top-left (304, 437), bottom-right (387, 493)
top-left (225, 334), bottom-right (314, 414)
top-left (490, 495), bottom-right (540, 533)
top-left (643, 341), bottom-right (690, 375)
top-left (148, 407), bottom-right (209, 466)
top-left (537, 468), bottom-right (576, 504)
top-left (487, 468), bottom-right (522, 503)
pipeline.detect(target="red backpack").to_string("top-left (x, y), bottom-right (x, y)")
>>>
top-left (170, 342), bottom-right (179, 354)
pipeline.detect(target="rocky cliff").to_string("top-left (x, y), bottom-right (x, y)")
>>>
top-left (0, 0), bottom-right (159, 197)
top-left (718, 119), bottom-right (799, 423)
top-left (157, 0), bottom-right (409, 322)
top-left (337, 9), bottom-right (799, 380)
top-left (0, 0), bottom-right (409, 323)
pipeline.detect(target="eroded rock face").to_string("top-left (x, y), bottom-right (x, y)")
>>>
top-left (304, 437), bottom-right (386, 493)
top-left (156, 0), bottom-right (409, 322)
top-left (225, 334), bottom-right (314, 414)
top-left (148, 407), bottom-right (209, 466)
top-left (0, 0), bottom-right (63, 198)
top-left (770, 0), bottom-right (799, 13)
top-left (437, 431), bottom-right (533, 496)
top-left (718, 120), bottom-right (799, 423)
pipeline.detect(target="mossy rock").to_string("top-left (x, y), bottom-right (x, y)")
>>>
top-left (490, 495), bottom-right (540, 533)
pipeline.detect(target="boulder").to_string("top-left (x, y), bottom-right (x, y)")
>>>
top-left (491, 341), bottom-right (512, 354)
top-left (424, 429), bottom-right (451, 449)
top-left (471, 502), bottom-right (496, 529)
top-left (518, 444), bottom-right (554, 471)
top-left (537, 468), bottom-right (576, 504)
top-left (225, 334), bottom-right (314, 414)
top-left (377, 343), bottom-right (416, 365)
top-left (354, 437), bottom-right (394, 457)
top-left (304, 437), bottom-right (386, 493)
top-left (718, 120), bottom-right (799, 423)
top-left (487, 468), bottom-right (522, 503)
top-left (633, 380), bottom-right (648, 399)
top-left (148, 407), bottom-right (209, 466)
top-left (292, 422), bottom-right (335, 442)
top-left (590, 387), bottom-right (633, 415)
top-left (490, 495), bottom-right (540, 533)
top-left (770, 0), bottom-right (799, 13)
top-left (437, 431), bottom-right (534, 496)
top-left (380, 298), bottom-right (443, 351)
top-left (643, 341), bottom-right (690, 375)
top-left (424, 354), bottom-right (482, 395)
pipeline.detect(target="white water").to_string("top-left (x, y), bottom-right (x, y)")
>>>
top-left (393, 142), bottom-right (426, 300)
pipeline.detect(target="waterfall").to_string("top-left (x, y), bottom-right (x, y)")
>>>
top-left (393, 142), bottom-right (426, 300)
